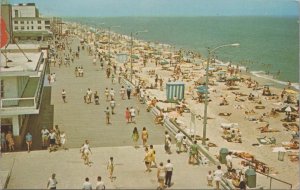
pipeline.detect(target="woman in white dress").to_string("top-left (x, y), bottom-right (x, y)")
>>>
top-left (60, 131), bottom-right (67, 150)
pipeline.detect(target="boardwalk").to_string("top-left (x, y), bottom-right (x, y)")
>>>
top-left (49, 37), bottom-right (165, 148)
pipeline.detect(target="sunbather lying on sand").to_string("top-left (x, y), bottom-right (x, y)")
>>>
top-left (218, 112), bottom-right (232, 116)
top-left (257, 124), bottom-right (280, 133)
top-left (282, 141), bottom-right (299, 149)
top-left (220, 97), bottom-right (229, 106)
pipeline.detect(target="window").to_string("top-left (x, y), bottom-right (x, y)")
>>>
top-left (14, 26), bottom-right (18, 30)
top-left (45, 20), bottom-right (50, 25)
top-left (37, 20), bottom-right (41, 24)
top-left (45, 26), bottom-right (50, 29)
top-left (27, 21), bottom-right (29, 24)
top-left (1, 80), bottom-right (4, 98)
top-left (14, 10), bottom-right (18, 17)
top-left (14, 20), bottom-right (18, 24)
top-left (20, 21), bottom-right (24, 24)
top-left (21, 26), bottom-right (24, 30)
top-left (27, 26), bottom-right (29, 30)
top-left (38, 26), bottom-right (42, 30)
top-left (31, 26), bottom-right (34, 30)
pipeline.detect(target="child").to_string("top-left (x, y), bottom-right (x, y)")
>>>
top-left (182, 136), bottom-right (188, 152)
top-left (207, 170), bottom-right (213, 187)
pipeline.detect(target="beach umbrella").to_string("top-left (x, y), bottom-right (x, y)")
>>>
top-left (197, 85), bottom-right (209, 94)
top-left (160, 60), bottom-right (169, 65)
top-left (227, 76), bottom-right (240, 81)
top-left (131, 54), bottom-right (139, 59)
top-left (281, 105), bottom-right (297, 112)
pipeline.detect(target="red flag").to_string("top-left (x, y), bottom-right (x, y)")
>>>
top-left (0, 17), bottom-right (9, 48)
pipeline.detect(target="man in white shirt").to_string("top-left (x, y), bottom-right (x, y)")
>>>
top-left (41, 127), bottom-right (50, 148)
top-left (110, 88), bottom-right (115, 100)
top-left (214, 165), bottom-right (224, 190)
top-left (96, 176), bottom-right (105, 190)
top-left (82, 177), bottom-right (92, 190)
top-left (165, 159), bottom-right (173, 187)
top-left (47, 173), bottom-right (58, 189)
top-left (87, 88), bottom-right (93, 103)
top-left (175, 130), bottom-right (184, 153)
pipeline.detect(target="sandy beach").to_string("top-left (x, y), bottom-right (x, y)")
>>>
top-left (67, 22), bottom-right (299, 188)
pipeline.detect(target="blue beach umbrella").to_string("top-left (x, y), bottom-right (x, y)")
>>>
top-left (160, 60), bottom-right (169, 65)
top-left (197, 85), bottom-right (209, 94)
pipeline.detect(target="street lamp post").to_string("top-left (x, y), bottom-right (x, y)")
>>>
top-left (108, 25), bottom-right (120, 66)
top-left (202, 43), bottom-right (240, 145)
top-left (130, 30), bottom-right (148, 82)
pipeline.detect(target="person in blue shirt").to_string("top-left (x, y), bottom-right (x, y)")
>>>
top-left (25, 132), bottom-right (33, 152)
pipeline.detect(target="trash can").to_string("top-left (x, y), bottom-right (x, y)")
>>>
top-left (245, 168), bottom-right (256, 188)
top-left (278, 151), bottom-right (285, 161)
top-left (219, 148), bottom-right (229, 164)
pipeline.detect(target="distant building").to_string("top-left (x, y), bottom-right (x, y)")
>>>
top-left (0, 44), bottom-right (48, 147)
top-left (10, 3), bottom-right (53, 41)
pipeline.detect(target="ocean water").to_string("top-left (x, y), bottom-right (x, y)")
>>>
top-left (65, 16), bottom-right (299, 83)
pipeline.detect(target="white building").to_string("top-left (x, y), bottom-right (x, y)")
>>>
top-left (0, 44), bottom-right (47, 147)
top-left (11, 3), bottom-right (52, 41)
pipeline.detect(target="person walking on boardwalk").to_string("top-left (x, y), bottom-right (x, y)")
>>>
top-left (82, 140), bottom-right (92, 166)
top-left (125, 107), bottom-right (131, 123)
top-left (165, 137), bottom-right (172, 154)
top-left (110, 98), bottom-right (116, 114)
top-left (143, 147), bottom-right (152, 172)
top-left (47, 173), bottom-right (58, 190)
top-left (120, 86), bottom-right (126, 100)
top-left (126, 85), bottom-right (132, 99)
top-left (87, 88), bottom-right (93, 103)
top-left (129, 107), bottom-right (136, 124)
top-left (106, 67), bottom-right (111, 78)
top-left (60, 131), bottom-right (67, 150)
top-left (110, 88), bottom-right (115, 101)
top-left (107, 157), bottom-right (115, 182)
top-left (175, 130), bottom-right (184, 153)
top-left (6, 131), bottom-right (15, 152)
top-left (82, 177), bottom-right (92, 190)
top-left (141, 127), bottom-right (149, 147)
top-left (61, 89), bottom-right (67, 103)
top-left (165, 159), bottom-right (173, 188)
top-left (104, 88), bottom-right (109, 101)
top-left (111, 74), bottom-right (115, 84)
top-left (95, 176), bottom-right (105, 190)
top-left (25, 132), bottom-right (33, 152)
top-left (149, 145), bottom-right (157, 167)
top-left (214, 165), bottom-right (224, 190)
top-left (189, 140), bottom-right (200, 165)
top-left (104, 107), bottom-right (111, 124)
top-left (157, 162), bottom-right (166, 190)
top-left (49, 129), bottom-right (57, 152)
top-left (132, 127), bottom-right (139, 148)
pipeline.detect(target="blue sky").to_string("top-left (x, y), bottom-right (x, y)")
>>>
top-left (9, 0), bottom-right (299, 17)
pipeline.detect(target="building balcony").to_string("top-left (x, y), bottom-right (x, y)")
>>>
top-left (0, 63), bottom-right (46, 116)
